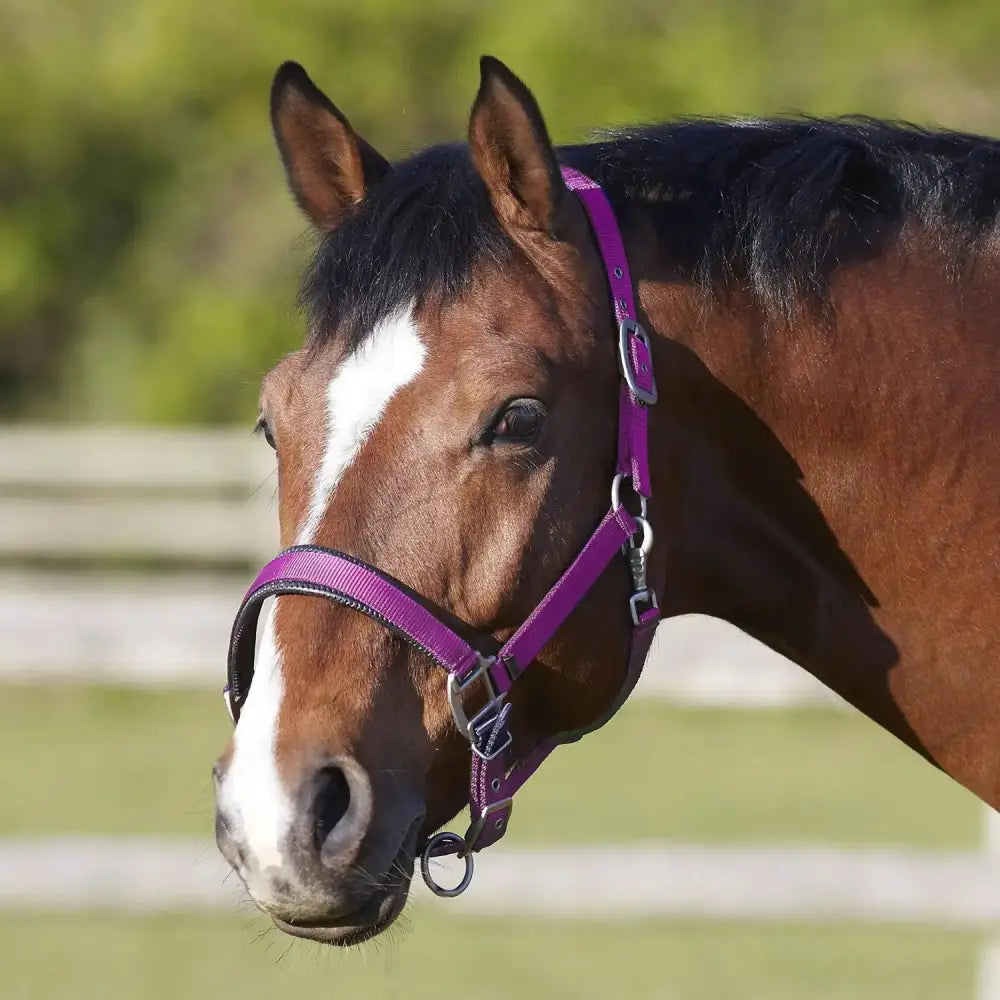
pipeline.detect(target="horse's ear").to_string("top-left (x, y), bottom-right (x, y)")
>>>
top-left (468, 56), bottom-right (570, 238)
top-left (270, 62), bottom-right (390, 231)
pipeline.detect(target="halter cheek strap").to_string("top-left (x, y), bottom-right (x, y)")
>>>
top-left (225, 165), bottom-right (659, 897)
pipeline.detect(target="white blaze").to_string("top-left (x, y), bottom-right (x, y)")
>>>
top-left (217, 598), bottom-right (289, 881)
top-left (218, 305), bottom-right (426, 891)
top-left (297, 305), bottom-right (428, 544)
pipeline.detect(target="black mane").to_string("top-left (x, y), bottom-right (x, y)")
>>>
top-left (302, 117), bottom-right (1000, 347)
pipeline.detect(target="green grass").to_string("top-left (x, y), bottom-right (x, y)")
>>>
top-left (0, 912), bottom-right (980, 1000)
top-left (0, 685), bottom-right (981, 845)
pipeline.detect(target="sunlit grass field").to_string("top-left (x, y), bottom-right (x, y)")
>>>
top-left (0, 913), bottom-right (982, 1000)
top-left (0, 684), bottom-right (987, 1000)
top-left (0, 685), bottom-right (981, 844)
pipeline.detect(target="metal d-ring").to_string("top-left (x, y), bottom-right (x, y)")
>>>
top-left (611, 473), bottom-right (648, 520)
top-left (420, 832), bottom-right (475, 898)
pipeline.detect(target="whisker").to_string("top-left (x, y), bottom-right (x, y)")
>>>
top-left (247, 468), bottom-right (278, 503)
top-left (274, 940), bottom-right (296, 967)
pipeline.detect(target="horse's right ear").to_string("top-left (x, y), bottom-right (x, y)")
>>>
top-left (270, 62), bottom-right (390, 231)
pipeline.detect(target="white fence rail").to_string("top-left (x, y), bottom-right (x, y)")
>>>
top-left (2, 838), bottom-right (998, 924)
top-left (0, 425), bottom-right (277, 562)
top-left (0, 426), bottom-right (273, 492)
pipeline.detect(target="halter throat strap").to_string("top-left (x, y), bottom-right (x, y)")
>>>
top-left (225, 165), bottom-right (659, 896)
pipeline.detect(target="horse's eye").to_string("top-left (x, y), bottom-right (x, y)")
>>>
top-left (255, 416), bottom-right (276, 451)
top-left (490, 399), bottom-right (545, 444)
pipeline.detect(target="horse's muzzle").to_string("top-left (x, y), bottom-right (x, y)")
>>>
top-left (213, 752), bottom-right (422, 942)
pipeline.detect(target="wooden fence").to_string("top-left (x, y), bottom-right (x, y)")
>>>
top-left (0, 425), bottom-right (277, 563)
top-left (0, 424), bottom-right (834, 704)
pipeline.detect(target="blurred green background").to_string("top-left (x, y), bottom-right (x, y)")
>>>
top-left (7, 0), bottom-right (1000, 427)
top-left (5, 1), bottom-right (1000, 997)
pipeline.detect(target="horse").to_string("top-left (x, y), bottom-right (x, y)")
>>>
top-left (212, 55), bottom-right (1000, 946)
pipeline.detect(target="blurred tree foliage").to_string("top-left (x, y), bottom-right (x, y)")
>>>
top-left (6, 0), bottom-right (1000, 423)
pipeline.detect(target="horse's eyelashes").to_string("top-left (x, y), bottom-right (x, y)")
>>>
top-left (254, 416), bottom-right (277, 451)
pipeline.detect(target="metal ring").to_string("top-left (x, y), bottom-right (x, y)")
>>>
top-left (610, 474), bottom-right (648, 519)
top-left (633, 515), bottom-right (654, 556)
top-left (420, 832), bottom-right (475, 898)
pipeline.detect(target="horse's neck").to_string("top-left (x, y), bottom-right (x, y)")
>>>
top-left (637, 246), bottom-right (1000, 805)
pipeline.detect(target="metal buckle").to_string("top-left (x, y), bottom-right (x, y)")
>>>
top-left (629, 587), bottom-right (659, 625)
top-left (618, 318), bottom-right (658, 405)
top-left (470, 701), bottom-right (513, 762)
top-left (447, 654), bottom-right (505, 743)
top-left (463, 798), bottom-right (514, 854)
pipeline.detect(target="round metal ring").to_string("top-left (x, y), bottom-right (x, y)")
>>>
top-left (420, 832), bottom-right (475, 898)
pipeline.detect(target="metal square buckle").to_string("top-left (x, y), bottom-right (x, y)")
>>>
top-left (463, 797), bottom-right (514, 854)
top-left (618, 318), bottom-right (658, 405)
top-left (629, 588), bottom-right (660, 626)
top-left (447, 655), bottom-right (506, 744)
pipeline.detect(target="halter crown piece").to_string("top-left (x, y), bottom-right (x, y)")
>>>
top-left (225, 165), bottom-right (660, 897)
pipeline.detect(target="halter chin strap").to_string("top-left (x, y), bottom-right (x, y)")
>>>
top-left (225, 165), bottom-right (659, 897)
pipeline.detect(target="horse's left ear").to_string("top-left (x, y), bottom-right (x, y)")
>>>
top-left (468, 56), bottom-right (570, 238)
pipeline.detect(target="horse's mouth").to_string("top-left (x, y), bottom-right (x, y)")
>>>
top-left (270, 821), bottom-right (421, 947)
top-left (272, 885), bottom-right (407, 946)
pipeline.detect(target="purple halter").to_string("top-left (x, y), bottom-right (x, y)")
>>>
top-left (225, 166), bottom-right (660, 897)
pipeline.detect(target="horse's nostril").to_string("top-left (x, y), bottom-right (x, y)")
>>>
top-left (313, 765), bottom-right (352, 852)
